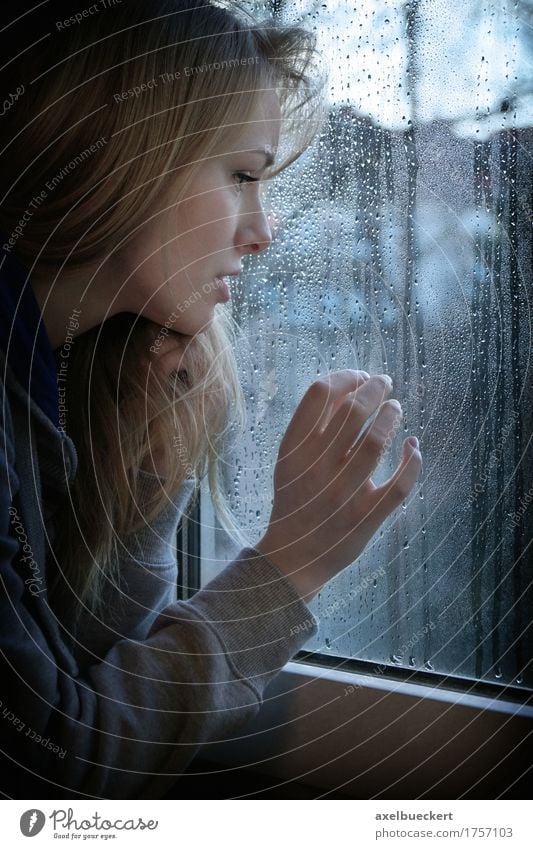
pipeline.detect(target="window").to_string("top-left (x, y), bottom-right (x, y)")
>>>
top-left (199, 0), bottom-right (532, 695)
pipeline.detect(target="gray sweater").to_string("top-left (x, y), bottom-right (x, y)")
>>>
top-left (0, 312), bottom-right (319, 800)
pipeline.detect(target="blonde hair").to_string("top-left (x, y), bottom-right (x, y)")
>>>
top-left (0, 0), bottom-right (326, 620)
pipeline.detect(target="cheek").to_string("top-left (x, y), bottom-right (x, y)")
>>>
top-left (188, 187), bottom-right (235, 239)
top-left (157, 185), bottom-right (235, 273)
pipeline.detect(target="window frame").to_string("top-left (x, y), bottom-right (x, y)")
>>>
top-left (200, 658), bottom-right (533, 797)
top-left (180, 504), bottom-right (533, 795)
top-left (176, 0), bottom-right (533, 791)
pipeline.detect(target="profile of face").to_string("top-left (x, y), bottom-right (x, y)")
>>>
top-left (115, 89), bottom-right (281, 336)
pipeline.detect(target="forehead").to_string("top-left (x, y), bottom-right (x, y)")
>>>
top-left (220, 90), bottom-right (281, 155)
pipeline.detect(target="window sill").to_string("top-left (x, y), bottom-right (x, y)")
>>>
top-left (201, 658), bottom-right (533, 798)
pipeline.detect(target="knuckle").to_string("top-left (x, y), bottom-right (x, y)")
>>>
top-left (308, 378), bottom-right (330, 400)
top-left (367, 405), bottom-right (402, 448)
top-left (372, 375), bottom-right (392, 395)
top-left (360, 427), bottom-right (383, 452)
top-left (331, 397), bottom-right (367, 429)
top-left (348, 396), bottom-right (367, 417)
top-left (381, 399), bottom-right (403, 420)
top-left (338, 396), bottom-right (364, 420)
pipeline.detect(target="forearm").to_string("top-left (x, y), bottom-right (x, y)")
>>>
top-left (254, 533), bottom-right (324, 604)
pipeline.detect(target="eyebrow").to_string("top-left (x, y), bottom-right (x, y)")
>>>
top-left (250, 147), bottom-right (276, 168)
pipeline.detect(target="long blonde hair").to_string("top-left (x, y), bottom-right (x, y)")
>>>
top-left (0, 0), bottom-right (326, 618)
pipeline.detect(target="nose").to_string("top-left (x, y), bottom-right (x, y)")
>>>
top-left (238, 205), bottom-right (273, 256)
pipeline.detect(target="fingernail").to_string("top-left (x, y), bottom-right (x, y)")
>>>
top-left (407, 436), bottom-right (419, 449)
top-left (361, 371), bottom-right (370, 380)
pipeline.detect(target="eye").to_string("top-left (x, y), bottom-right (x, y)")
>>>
top-left (233, 172), bottom-right (260, 191)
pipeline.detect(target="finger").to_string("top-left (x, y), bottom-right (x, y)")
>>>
top-left (148, 332), bottom-right (186, 379)
top-left (158, 342), bottom-right (186, 378)
top-left (322, 375), bottom-right (395, 459)
top-left (326, 375), bottom-right (372, 431)
top-left (363, 437), bottom-right (422, 529)
top-left (281, 369), bottom-right (370, 454)
top-left (339, 403), bottom-right (403, 478)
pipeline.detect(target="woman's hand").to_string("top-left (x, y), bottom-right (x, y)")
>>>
top-left (254, 370), bottom-right (422, 601)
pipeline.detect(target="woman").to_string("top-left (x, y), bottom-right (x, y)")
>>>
top-left (0, 0), bottom-right (422, 798)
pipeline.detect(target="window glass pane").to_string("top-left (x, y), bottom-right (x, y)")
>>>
top-left (200, 0), bottom-right (533, 691)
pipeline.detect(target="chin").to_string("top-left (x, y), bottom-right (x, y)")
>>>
top-left (164, 314), bottom-right (217, 340)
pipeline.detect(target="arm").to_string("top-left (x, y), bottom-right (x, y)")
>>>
top-left (63, 369), bottom-right (421, 797)
top-left (0, 402), bottom-right (318, 799)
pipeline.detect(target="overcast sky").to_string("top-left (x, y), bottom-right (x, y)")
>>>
top-left (295, 0), bottom-right (533, 135)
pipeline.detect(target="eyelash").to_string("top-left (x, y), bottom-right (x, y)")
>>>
top-left (233, 172), bottom-right (259, 191)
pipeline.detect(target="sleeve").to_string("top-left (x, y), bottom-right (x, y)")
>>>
top-left (72, 469), bottom-right (195, 664)
top-left (0, 402), bottom-right (319, 800)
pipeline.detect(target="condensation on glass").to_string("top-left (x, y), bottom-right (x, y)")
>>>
top-left (200, 0), bottom-right (533, 691)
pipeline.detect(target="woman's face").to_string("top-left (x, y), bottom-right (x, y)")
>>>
top-left (115, 90), bottom-right (281, 336)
